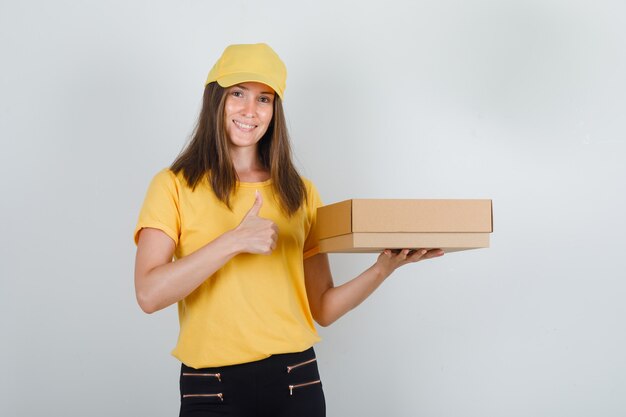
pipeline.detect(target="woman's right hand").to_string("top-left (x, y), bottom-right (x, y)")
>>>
top-left (135, 191), bottom-right (278, 313)
top-left (232, 191), bottom-right (278, 255)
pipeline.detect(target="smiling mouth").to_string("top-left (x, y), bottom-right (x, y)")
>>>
top-left (233, 120), bottom-right (257, 130)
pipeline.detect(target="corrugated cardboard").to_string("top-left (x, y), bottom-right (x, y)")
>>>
top-left (317, 199), bottom-right (493, 253)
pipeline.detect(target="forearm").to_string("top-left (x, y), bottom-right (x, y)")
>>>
top-left (318, 263), bottom-right (390, 326)
top-left (307, 249), bottom-right (443, 327)
top-left (136, 194), bottom-right (278, 314)
top-left (137, 231), bottom-right (241, 313)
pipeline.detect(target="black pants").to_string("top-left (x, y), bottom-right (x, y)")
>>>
top-left (179, 347), bottom-right (325, 417)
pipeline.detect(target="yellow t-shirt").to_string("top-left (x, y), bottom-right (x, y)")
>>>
top-left (134, 169), bottom-right (323, 368)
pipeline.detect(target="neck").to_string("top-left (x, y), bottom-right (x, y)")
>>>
top-left (229, 145), bottom-right (270, 182)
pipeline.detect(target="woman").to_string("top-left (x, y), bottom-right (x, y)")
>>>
top-left (134, 43), bottom-right (443, 417)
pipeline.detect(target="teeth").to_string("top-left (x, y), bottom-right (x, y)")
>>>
top-left (234, 120), bottom-right (255, 129)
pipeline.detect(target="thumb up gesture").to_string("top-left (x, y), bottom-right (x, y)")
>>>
top-left (234, 191), bottom-right (279, 255)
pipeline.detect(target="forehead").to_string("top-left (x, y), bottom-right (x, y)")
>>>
top-left (231, 82), bottom-right (275, 95)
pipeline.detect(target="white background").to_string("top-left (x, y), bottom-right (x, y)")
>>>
top-left (1, 0), bottom-right (625, 416)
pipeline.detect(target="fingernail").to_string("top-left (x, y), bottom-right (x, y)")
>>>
top-left (421, 249), bottom-right (427, 255)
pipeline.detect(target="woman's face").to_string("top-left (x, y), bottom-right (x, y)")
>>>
top-left (223, 81), bottom-right (275, 149)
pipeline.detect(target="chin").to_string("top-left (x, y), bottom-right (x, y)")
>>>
top-left (229, 139), bottom-right (261, 148)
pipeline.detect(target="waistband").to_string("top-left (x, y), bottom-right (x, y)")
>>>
top-left (181, 347), bottom-right (316, 373)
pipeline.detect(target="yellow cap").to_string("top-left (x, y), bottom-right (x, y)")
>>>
top-left (205, 43), bottom-right (287, 98)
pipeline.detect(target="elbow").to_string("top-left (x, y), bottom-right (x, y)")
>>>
top-left (314, 312), bottom-right (337, 328)
top-left (316, 319), bottom-right (332, 328)
top-left (136, 288), bottom-right (159, 314)
top-left (139, 302), bottom-right (158, 315)
top-left (137, 297), bottom-right (157, 315)
top-left (311, 292), bottom-right (338, 327)
top-left (135, 269), bottom-right (166, 314)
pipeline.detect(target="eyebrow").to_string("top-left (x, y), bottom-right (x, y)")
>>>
top-left (233, 85), bottom-right (275, 95)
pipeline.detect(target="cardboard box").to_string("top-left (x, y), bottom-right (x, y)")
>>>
top-left (316, 199), bottom-right (493, 253)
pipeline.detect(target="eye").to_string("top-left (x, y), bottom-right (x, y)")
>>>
top-left (231, 90), bottom-right (244, 98)
top-left (258, 95), bottom-right (273, 104)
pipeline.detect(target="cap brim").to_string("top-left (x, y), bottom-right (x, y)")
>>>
top-left (216, 72), bottom-right (283, 98)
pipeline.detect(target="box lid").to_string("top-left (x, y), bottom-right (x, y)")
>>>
top-left (317, 199), bottom-right (493, 240)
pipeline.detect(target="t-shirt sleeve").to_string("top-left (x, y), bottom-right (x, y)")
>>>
top-left (303, 179), bottom-right (323, 259)
top-left (133, 169), bottom-right (181, 246)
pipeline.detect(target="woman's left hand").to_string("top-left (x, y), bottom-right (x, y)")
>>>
top-left (375, 248), bottom-right (444, 279)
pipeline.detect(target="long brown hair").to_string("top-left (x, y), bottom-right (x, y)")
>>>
top-left (170, 82), bottom-right (306, 216)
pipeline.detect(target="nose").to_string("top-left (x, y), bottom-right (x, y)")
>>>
top-left (241, 97), bottom-right (257, 118)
